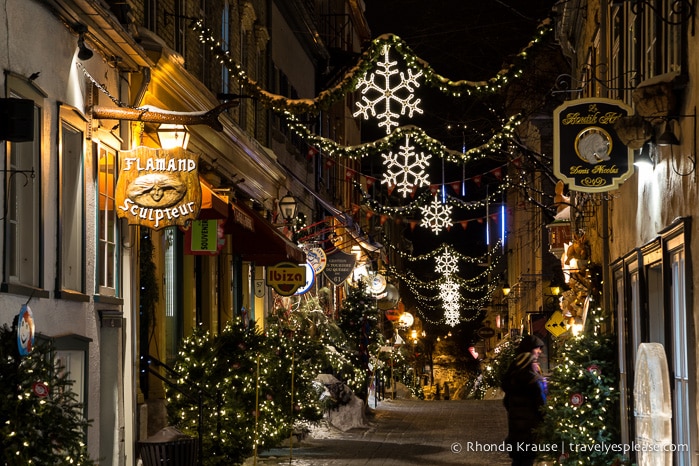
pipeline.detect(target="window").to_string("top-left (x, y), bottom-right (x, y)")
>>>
top-left (666, 226), bottom-right (692, 465)
top-left (59, 106), bottom-right (86, 293)
top-left (221, 0), bottom-right (230, 95)
top-left (97, 142), bottom-right (118, 295)
top-left (164, 227), bottom-right (183, 364)
top-left (4, 77), bottom-right (43, 290)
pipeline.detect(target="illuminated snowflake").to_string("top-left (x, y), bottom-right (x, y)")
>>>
top-left (353, 44), bottom-right (423, 134)
top-left (381, 135), bottom-right (431, 197)
top-left (443, 298), bottom-right (461, 312)
top-left (420, 195), bottom-right (453, 234)
top-left (444, 310), bottom-right (461, 327)
top-left (438, 280), bottom-right (460, 302)
top-left (435, 249), bottom-right (459, 276)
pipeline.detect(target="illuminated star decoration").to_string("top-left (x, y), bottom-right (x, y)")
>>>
top-left (382, 134), bottom-right (432, 197)
top-left (353, 43), bottom-right (423, 134)
top-left (435, 248), bottom-right (459, 276)
top-left (420, 194), bottom-right (453, 234)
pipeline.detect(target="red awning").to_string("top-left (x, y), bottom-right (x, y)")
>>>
top-left (224, 200), bottom-right (305, 266)
top-left (198, 182), bottom-right (229, 219)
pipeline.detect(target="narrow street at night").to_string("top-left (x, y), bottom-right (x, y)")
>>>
top-left (251, 399), bottom-right (510, 466)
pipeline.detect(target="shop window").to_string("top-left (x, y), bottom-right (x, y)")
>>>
top-left (59, 106), bottom-right (86, 294)
top-left (3, 77), bottom-right (43, 291)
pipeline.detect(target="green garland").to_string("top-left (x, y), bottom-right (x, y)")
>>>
top-left (194, 22), bottom-right (553, 113)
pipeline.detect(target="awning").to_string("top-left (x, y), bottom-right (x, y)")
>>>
top-left (224, 200), bottom-right (305, 266)
top-left (199, 181), bottom-right (229, 219)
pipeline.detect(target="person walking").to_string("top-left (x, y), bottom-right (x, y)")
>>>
top-left (501, 335), bottom-right (547, 466)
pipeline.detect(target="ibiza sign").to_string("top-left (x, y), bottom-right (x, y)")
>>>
top-left (116, 146), bottom-right (202, 230)
top-left (266, 262), bottom-right (306, 296)
top-left (553, 98), bottom-right (634, 193)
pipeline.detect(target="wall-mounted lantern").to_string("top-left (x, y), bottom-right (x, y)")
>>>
top-left (157, 124), bottom-right (190, 150)
top-left (278, 192), bottom-right (298, 223)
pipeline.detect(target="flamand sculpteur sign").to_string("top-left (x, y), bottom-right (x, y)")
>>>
top-left (553, 98), bottom-right (634, 193)
top-left (116, 146), bottom-right (202, 230)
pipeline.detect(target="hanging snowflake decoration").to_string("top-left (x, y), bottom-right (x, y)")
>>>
top-left (353, 44), bottom-right (423, 134)
top-left (420, 195), bottom-right (453, 234)
top-left (443, 298), bottom-right (461, 312)
top-left (444, 309), bottom-right (461, 327)
top-left (438, 280), bottom-right (460, 302)
top-left (435, 248), bottom-right (459, 276)
top-left (381, 135), bottom-right (432, 197)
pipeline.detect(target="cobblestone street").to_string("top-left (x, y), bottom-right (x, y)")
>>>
top-left (250, 399), bottom-right (511, 465)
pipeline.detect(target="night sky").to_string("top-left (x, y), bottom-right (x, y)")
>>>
top-left (358, 1), bottom-right (559, 335)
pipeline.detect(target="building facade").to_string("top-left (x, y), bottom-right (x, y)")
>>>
top-left (2, 0), bottom-right (371, 464)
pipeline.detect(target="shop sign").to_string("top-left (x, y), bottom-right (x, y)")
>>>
top-left (294, 263), bottom-right (316, 295)
top-left (17, 304), bottom-right (35, 356)
top-left (477, 327), bottom-right (496, 339)
top-left (266, 262), bottom-right (306, 296)
top-left (553, 98), bottom-right (634, 193)
top-left (116, 146), bottom-right (202, 230)
top-left (545, 310), bottom-right (568, 337)
top-left (323, 249), bottom-right (356, 285)
top-left (307, 247), bottom-right (327, 273)
top-left (185, 219), bottom-right (225, 255)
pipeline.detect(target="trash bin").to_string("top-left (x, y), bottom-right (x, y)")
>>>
top-left (138, 426), bottom-right (198, 466)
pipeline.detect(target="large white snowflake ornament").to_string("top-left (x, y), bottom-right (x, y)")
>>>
top-left (420, 195), bottom-right (453, 234)
top-left (381, 135), bottom-right (432, 197)
top-left (438, 280), bottom-right (460, 302)
top-left (353, 44), bottom-right (423, 134)
top-left (444, 309), bottom-right (461, 327)
top-left (435, 248), bottom-right (459, 276)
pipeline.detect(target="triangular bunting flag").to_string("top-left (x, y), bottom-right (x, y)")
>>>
top-left (450, 181), bottom-right (461, 194)
top-left (511, 157), bottom-right (522, 168)
top-left (492, 167), bottom-right (503, 180)
top-left (380, 214), bottom-right (388, 225)
top-left (307, 146), bottom-right (319, 160)
top-left (459, 220), bottom-right (469, 230)
top-left (345, 168), bottom-right (355, 181)
top-left (387, 184), bottom-right (396, 196)
top-left (472, 175), bottom-right (482, 187)
top-left (409, 220), bottom-right (418, 231)
top-left (429, 184), bottom-right (439, 195)
top-left (366, 176), bottom-right (376, 188)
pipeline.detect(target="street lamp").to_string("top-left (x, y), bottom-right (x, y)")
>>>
top-left (502, 282), bottom-right (511, 297)
top-left (278, 192), bottom-right (298, 223)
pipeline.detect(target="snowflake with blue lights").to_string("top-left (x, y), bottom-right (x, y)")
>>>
top-left (420, 195), bottom-right (453, 234)
top-left (381, 135), bottom-right (431, 197)
top-left (353, 44), bottom-right (423, 134)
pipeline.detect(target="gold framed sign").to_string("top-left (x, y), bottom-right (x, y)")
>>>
top-left (116, 146), bottom-right (202, 230)
top-left (553, 98), bottom-right (634, 193)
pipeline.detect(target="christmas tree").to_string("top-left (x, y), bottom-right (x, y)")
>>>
top-left (537, 327), bottom-right (620, 465)
top-left (337, 285), bottom-right (382, 398)
top-left (0, 322), bottom-right (94, 465)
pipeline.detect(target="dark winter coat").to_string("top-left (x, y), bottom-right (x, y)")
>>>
top-left (501, 352), bottom-right (546, 459)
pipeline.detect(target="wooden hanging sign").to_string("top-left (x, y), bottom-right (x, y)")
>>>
top-left (116, 146), bottom-right (202, 230)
